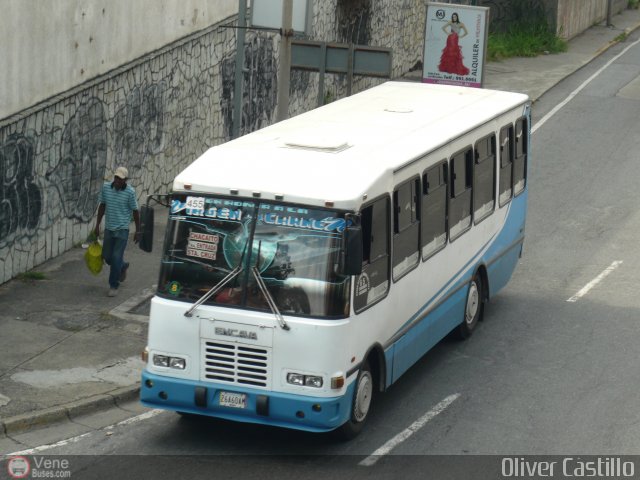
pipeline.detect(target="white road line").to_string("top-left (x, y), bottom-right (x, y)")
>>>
top-left (5, 432), bottom-right (94, 457)
top-left (532, 38), bottom-right (640, 135)
top-left (113, 408), bottom-right (164, 427)
top-left (567, 261), bottom-right (623, 303)
top-left (4, 410), bottom-right (164, 457)
top-left (359, 393), bottom-right (460, 467)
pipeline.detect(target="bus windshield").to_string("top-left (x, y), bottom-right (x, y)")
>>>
top-left (157, 194), bottom-right (351, 318)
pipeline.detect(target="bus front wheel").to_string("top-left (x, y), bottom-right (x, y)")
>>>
top-left (457, 273), bottom-right (484, 340)
top-left (336, 360), bottom-right (373, 440)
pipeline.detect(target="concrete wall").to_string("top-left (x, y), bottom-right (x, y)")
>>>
top-left (554, 0), bottom-right (627, 39)
top-left (478, 0), bottom-right (627, 38)
top-left (0, 0), bottom-right (425, 284)
top-left (0, 0), bottom-right (236, 121)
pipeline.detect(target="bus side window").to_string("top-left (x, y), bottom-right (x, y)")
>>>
top-left (392, 177), bottom-right (420, 281)
top-left (499, 124), bottom-right (514, 207)
top-left (474, 134), bottom-right (496, 224)
top-left (421, 161), bottom-right (447, 259)
top-left (354, 196), bottom-right (390, 313)
top-left (514, 117), bottom-right (528, 195)
top-left (449, 147), bottom-right (473, 240)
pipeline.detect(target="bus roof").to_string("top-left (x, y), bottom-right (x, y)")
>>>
top-left (174, 81), bottom-right (529, 210)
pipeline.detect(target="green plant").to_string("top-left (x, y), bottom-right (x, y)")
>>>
top-left (323, 89), bottom-right (335, 105)
top-left (614, 31), bottom-right (629, 42)
top-left (487, 22), bottom-right (567, 61)
top-left (17, 271), bottom-right (47, 281)
top-left (629, 0), bottom-right (639, 10)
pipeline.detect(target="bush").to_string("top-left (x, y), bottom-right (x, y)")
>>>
top-left (487, 22), bottom-right (567, 61)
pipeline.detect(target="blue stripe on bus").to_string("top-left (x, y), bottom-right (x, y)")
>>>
top-left (141, 370), bottom-right (355, 433)
top-left (384, 195), bottom-right (527, 385)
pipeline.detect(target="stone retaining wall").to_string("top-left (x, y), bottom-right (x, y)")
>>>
top-left (0, 0), bottom-right (425, 284)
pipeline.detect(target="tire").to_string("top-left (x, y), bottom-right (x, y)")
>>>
top-left (335, 360), bottom-right (374, 440)
top-left (457, 273), bottom-right (484, 340)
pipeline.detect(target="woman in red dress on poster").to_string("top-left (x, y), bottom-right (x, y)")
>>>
top-left (438, 13), bottom-right (470, 76)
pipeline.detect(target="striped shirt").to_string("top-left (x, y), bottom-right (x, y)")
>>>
top-left (98, 182), bottom-right (139, 231)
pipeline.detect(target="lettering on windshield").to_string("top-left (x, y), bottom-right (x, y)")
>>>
top-left (260, 213), bottom-right (347, 233)
top-left (186, 231), bottom-right (219, 261)
top-left (171, 197), bottom-right (243, 221)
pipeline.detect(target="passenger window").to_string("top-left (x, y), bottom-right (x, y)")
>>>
top-left (393, 178), bottom-right (420, 280)
top-left (421, 161), bottom-right (447, 259)
top-left (355, 196), bottom-right (390, 313)
top-left (499, 124), bottom-right (514, 206)
top-left (514, 117), bottom-right (528, 195)
top-left (449, 147), bottom-right (473, 240)
top-left (474, 134), bottom-right (496, 224)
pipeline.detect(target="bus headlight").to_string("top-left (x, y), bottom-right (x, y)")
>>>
top-left (287, 372), bottom-right (323, 388)
top-left (153, 355), bottom-right (169, 367)
top-left (287, 373), bottom-right (304, 386)
top-left (169, 357), bottom-right (186, 370)
top-left (304, 376), bottom-right (323, 388)
top-left (153, 354), bottom-right (187, 370)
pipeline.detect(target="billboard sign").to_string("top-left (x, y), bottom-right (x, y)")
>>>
top-left (422, 2), bottom-right (489, 88)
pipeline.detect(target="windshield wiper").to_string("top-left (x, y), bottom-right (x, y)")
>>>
top-left (252, 241), bottom-right (289, 331)
top-left (251, 267), bottom-right (289, 331)
top-left (184, 243), bottom-right (248, 318)
top-left (184, 265), bottom-right (242, 317)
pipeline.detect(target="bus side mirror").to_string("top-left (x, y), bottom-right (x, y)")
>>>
top-left (139, 205), bottom-right (154, 253)
top-left (343, 225), bottom-right (363, 276)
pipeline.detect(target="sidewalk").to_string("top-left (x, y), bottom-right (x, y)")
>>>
top-left (1, 7), bottom-right (640, 448)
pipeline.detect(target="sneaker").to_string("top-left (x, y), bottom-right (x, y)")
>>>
top-left (108, 288), bottom-right (118, 297)
top-left (120, 263), bottom-right (129, 282)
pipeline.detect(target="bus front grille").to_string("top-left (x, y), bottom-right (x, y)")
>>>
top-left (201, 340), bottom-right (271, 388)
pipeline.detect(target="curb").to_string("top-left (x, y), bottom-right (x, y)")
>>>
top-left (0, 384), bottom-right (140, 438)
top-left (527, 19), bottom-right (640, 104)
top-left (109, 286), bottom-right (155, 323)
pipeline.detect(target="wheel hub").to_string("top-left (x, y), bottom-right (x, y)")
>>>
top-left (353, 371), bottom-right (373, 422)
top-left (466, 282), bottom-right (479, 324)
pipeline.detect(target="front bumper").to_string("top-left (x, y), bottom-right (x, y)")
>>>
top-left (140, 370), bottom-right (355, 432)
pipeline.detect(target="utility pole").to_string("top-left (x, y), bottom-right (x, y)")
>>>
top-left (232, 0), bottom-right (247, 139)
top-left (276, 0), bottom-right (293, 122)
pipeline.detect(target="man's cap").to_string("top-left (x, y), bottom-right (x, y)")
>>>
top-left (114, 166), bottom-right (128, 179)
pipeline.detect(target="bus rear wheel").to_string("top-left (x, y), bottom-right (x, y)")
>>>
top-left (457, 273), bottom-right (483, 340)
top-left (335, 360), bottom-right (373, 440)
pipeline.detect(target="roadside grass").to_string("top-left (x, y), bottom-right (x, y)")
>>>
top-left (614, 31), bottom-right (629, 42)
top-left (487, 23), bottom-right (567, 61)
top-left (16, 271), bottom-right (47, 282)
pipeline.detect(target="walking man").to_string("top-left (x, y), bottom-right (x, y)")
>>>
top-left (94, 166), bottom-right (141, 297)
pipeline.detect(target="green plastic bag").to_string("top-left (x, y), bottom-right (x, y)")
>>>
top-left (84, 241), bottom-right (103, 275)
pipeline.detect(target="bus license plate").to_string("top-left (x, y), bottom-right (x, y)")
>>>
top-left (219, 391), bottom-right (247, 409)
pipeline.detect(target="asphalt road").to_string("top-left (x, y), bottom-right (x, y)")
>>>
top-left (4, 30), bottom-right (640, 479)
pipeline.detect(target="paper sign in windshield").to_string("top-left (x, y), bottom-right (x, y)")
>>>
top-left (186, 232), bottom-right (219, 261)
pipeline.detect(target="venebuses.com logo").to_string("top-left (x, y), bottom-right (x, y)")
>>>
top-left (6, 456), bottom-right (71, 478)
top-left (6, 456), bottom-right (30, 479)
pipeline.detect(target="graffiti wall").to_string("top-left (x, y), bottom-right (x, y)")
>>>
top-left (0, 0), bottom-right (428, 284)
top-left (0, 24), bottom-right (234, 284)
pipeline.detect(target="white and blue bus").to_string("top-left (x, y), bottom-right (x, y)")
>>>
top-left (140, 81), bottom-right (530, 438)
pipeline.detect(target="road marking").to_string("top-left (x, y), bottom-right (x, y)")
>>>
top-left (532, 38), bottom-right (640, 135)
top-left (5, 433), bottom-right (94, 457)
top-left (359, 393), bottom-right (460, 467)
top-left (113, 408), bottom-right (164, 427)
top-left (4, 410), bottom-right (164, 457)
top-left (567, 261), bottom-right (623, 303)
